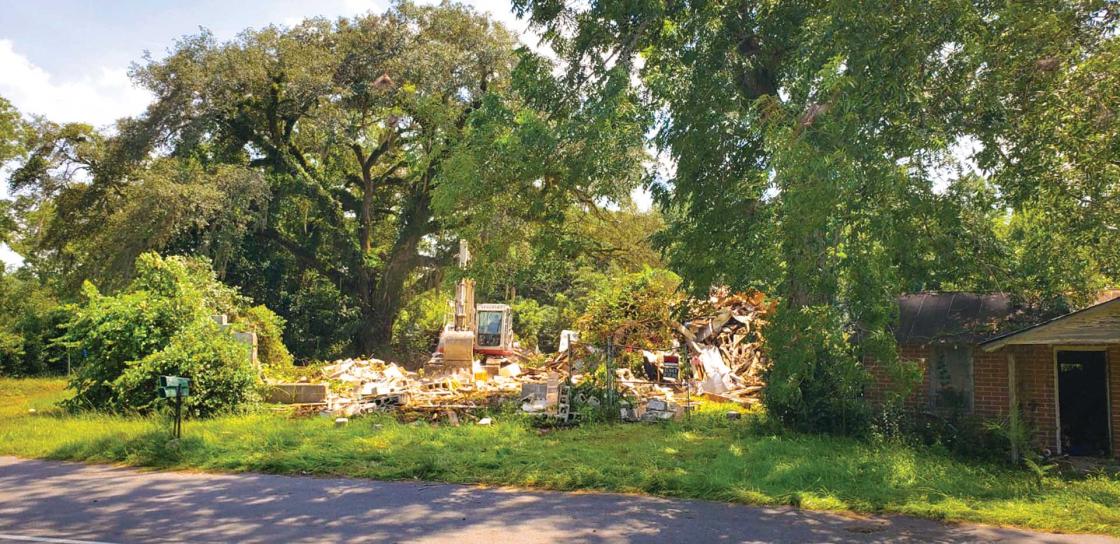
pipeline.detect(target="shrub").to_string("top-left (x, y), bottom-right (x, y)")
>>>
top-left (763, 305), bottom-right (871, 435)
top-left (60, 284), bottom-right (193, 411)
top-left (60, 253), bottom-right (281, 416)
top-left (575, 267), bottom-right (682, 367)
top-left (234, 305), bottom-right (293, 374)
top-left (0, 272), bottom-right (70, 376)
top-left (115, 321), bottom-right (259, 417)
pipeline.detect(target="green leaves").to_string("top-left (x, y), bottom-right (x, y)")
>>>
top-left (520, 0), bottom-right (1119, 433)
top-left (0, 269), bottom-right (68, 376)
top-left (59, 253), bottom-right (280, 416)
top-left (576, 267), bottom-right (682, 354)
top-left (0, 96), bottom-right (26, 164)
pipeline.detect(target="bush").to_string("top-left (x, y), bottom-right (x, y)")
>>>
top-left (116, 321), bottom-right (259, 417)
top-left (575, 267), bottom-right (682, 368)
top-left (234, 305), bottom-right (293, 374)
top-left (0, 272), bottom-right (70, 376)
top-left (60, 285), bottom-right (189, 411)
top-left (763, 305), bottom-right (871, 435)
top-left (60, 253), bottom-right (281, 416)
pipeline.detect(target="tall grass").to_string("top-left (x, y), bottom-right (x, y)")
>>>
top-left (1, 378), bottom-right (1118, 536)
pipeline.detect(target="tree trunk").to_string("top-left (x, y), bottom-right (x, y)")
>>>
top-left (357, 191), bottom-right (433, 354)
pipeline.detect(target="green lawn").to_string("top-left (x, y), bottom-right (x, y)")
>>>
top-left (2, 378), bottom-right (1119, 536)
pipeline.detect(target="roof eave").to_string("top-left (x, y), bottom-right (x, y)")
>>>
top-left (980, 296), bottom-right (1120, 352)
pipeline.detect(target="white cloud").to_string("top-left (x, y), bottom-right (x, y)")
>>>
top-left (0, 39), bottom-right (151, 128)
top-left (0, 39), bottom-right (154, 266)
top-left (631, 187), bottom-right (653, 212)
top-left (0, 245), bottom-right (20, 268)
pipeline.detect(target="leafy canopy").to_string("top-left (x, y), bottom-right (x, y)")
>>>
top-left (515, 0), bottom-right (1120, 432)
top-left (6, 2), bottom-right (647, 359)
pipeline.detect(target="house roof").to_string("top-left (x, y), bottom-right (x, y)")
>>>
top-left (979, 296), bottom-right (1120, 351)
top-left (894, 292), bottom-right (1039, 345)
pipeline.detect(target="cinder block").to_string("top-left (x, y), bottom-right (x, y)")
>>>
top-left (268, 383), bottom-right (329, 404)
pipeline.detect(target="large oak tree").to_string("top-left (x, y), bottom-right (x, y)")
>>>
top-left (7, 2), bottom-right (646, 355)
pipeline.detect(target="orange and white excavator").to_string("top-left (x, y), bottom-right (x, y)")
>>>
top-left (427, 240), bottom-right (518, 375)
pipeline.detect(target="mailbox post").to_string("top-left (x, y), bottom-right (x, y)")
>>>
top-left (158, 376), bottom-right (191, 438)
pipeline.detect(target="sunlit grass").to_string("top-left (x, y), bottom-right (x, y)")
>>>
top-left (2, 377), bottom-right (1118, 536)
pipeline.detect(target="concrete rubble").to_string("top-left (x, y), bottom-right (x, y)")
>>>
top-left (269, 358), bottom-right (554, 420)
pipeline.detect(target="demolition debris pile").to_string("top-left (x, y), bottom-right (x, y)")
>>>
top-left (268, 358), bottom-right (543, 420)
top-left (677, 287), bottom-right (774, 405)
top-left (268, 287), bottom-right (774, 421)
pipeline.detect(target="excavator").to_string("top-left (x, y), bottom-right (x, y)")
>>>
top-left (426, 240), bottom-right (518, 376)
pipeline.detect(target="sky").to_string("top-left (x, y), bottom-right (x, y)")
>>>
top-left (0, 0), bottom-right (536, 128)
top-left (1, 0), bottom-right (660, 267)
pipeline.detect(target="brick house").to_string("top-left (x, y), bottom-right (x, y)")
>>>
top-left (867, 292), bottom-right (1120, 457)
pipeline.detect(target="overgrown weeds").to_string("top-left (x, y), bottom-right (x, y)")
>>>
top-left (2, 378), bottom-right (1119, 537)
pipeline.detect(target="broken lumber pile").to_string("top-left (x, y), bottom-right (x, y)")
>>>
top-left (677, 286), bottom-right (774, 405)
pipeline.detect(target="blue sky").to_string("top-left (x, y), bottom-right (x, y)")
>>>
top-left (0, 0), bottom-right (530, 128)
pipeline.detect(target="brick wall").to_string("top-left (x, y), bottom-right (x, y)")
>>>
top-left (973, 348), bottom-right (1010, 419)
top-left (1111, 344), bottom-right (1120, 458)
top-left (864, 344), bottom-right (930, 408)
top-left (869, 343), bottom-right (1120, 456)
top-left (865, 343), bottom-right (1060, 453)
top-left (1008, 345), bottom-right (1057, 453)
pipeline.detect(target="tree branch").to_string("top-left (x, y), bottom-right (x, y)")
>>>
top-left (257, 227), bottom-right (350, 290)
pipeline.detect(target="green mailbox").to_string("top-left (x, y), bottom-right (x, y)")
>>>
top-left (157, 376), bottom-right (191, 399)
top-left (158, 375), bottom-right (190, 438)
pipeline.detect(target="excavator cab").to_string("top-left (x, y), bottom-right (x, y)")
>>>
top-left (475, 304), bottom-right (513, 355)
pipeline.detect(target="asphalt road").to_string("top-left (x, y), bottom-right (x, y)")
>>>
top-left (0, 456), bottom-right (1113, 544)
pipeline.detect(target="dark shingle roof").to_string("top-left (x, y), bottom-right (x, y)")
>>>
top-left (894, 293), bottom-right (1030, 345)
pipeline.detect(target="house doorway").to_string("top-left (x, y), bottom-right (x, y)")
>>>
top-left (1057, 350), bottom-right (1110, 456)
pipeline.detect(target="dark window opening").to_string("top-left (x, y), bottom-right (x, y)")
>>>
top-left (930, 345), bottom-right (974, 414)
top-left (1057, 350), bottom-right (1110, 457)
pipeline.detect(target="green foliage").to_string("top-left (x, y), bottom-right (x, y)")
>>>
top-left (272, 272), bottom-right (362, 362)
top-left (60, 253), bottom-right (273, 416)
top-left (390, 289), bottom-right (449, 364)
top-left (763, 306), bottom-right (870, 435)
top-left (461, 206), bottom-right (663, 353)
top-left (0, 95), bottom-right (25, 164)
top-left (510, 298), bottom-right (553, 352)
top-left (234, 305), bottom-right (293, 374)
top-left (60, 283), bottom-right (198, 412)
top-left (984, 400), bottom-right (1039, 464)
top-left (5, 3), bottom-right (646, 359)
top-left (575, 268), bottom-right (682, 369)
top-left (15, 156), bottom-right (269, 292)
top-left (517, 0), bottom-right (1119, 436)
top-left (114, 321), bottom-right (259, 417)
top-left (0, 271), bottom-right (69, 376)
